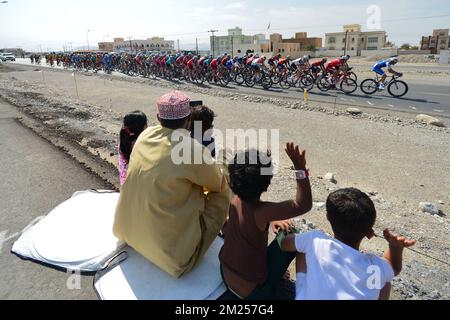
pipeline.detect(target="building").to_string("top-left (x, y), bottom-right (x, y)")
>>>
top-left (421, 29), bottom-right (450, 54)
top-left (268, 32), bottom-right (322, 58)
top-left (98, 37), bottom-right (175, 53)
top-left (325, 24), bottom-right (387, 55)
top-left (210, 27), bottom-right (268, 57)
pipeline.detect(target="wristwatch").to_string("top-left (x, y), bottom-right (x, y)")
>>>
top-left (294, 169), bottom-right (310, 180)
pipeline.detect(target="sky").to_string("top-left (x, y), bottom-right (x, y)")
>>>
top-left (0, 0), bottom-right (449, 51)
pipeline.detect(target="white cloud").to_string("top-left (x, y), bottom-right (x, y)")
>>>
top-left (225, 2), bottom-right (246, 9)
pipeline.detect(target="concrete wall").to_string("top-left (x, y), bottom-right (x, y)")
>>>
top-left (398, 50), bottom-right (431, 55)
top-left (361, 48), bottom-right (398, 57)
top-left (318, 49), bottom-right (357, 57)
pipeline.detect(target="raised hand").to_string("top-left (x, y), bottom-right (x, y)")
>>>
top-left (285, 142), bottom-right (307, 170)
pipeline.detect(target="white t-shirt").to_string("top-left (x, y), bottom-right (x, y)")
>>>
top-left (295, 230), bottom-right (395, 300)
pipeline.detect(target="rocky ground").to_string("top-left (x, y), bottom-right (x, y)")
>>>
top-left (0, 63), bottom-right (449, 300)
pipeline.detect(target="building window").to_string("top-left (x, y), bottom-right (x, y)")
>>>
top-left (282, 48), bottom-right (285, 53)
top-left (329, 47), bottom-right (335, 50)
top-left (352, 38), bottom-right (355, 42)
top-left (367, 47), bottom-right (378, 50)
top-left (342, 38), bottom-right (346, 43)
top-left (351, 47), bottom-right (354, 50)
top-left (441, 40), bottom-right (447, 44)
top-left (368, 37), bottom-right (378, 43)
top-left (328, 37), bottom-right (336, 44)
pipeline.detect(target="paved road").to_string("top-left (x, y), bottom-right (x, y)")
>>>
top-left (7, 59), bottom-right (450, 118)
top-left (0, 99), bottom-right (108, 299)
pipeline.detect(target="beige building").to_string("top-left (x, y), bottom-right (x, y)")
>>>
top-left (421, 29), bottom-right (450, 54)
top-left (210, 27), bottom-right (268, 57)
top-left (325, 24), bottom-right (387, 55)
top-left (98, 37), bottom-right (175, 53)
top-left (268, 32), bottom-right (322, 58)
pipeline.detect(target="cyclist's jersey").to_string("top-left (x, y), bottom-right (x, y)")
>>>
top-left (268, 56), bottom-right (279, 65)
top-left (252, 58), bottom-right (264, 66)
top-left (225, 60), bottom-right (233, 70)
top-left (373, 60), bottom-right (391, 69)
top-left (176, 56), bottom-right (183, 65)
top-left (221, 57), bottom-right (229, 66)
top-left (210, 59), bottom-right (218, 69)
top-left (204, 58), bottom-right (212, 66)
top-left (182, 55), bottom-right (191, 65)
top-left (187, 59), bottom-right (195, 69)
top-left (246, 56), bottom-right (255, 65)
top-left (311, 60), bottom-right (324, 67)
top-left (325, 58), bottom-right (344, 71)
top-left (198, 57), bottom-right (206, 65)
top-left (292, 58), bottom-right (305, 66)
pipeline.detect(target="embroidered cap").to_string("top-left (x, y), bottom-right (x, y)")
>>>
top-left (157, 91), bottom-right (191, 120)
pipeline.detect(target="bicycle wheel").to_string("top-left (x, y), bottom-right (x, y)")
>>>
top-left (316, 75), bottom-right (331, 92)
top-left (388, 80), bottom-right (408, 98)
top-left (340, 78), bottom-right (358, 94)
top-left (360, 79), bottom-right (378, 95)
top-left (220, 73), bottom-right (230, 86)
top-left (348, 72), bottom-right (358, 82)
top-left (261, 75), bottom-right (273, 90)
top-left (234, 72), bottom-right (245, 85)
top-left (300, 74), bottom-right (315, 92)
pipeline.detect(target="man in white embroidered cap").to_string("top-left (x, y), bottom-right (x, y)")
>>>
top-left (113, 91), bottom-right (231, 278)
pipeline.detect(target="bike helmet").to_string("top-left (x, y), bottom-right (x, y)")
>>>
top-left (321, 57), bottom-right (328, 63)
top-left (286, 55), bottom-right (291, 61)
top-left (303, 55), bottom-right (311, 61)
top-left (389, 56), bottom-right (399, 64)
top-left (340, 55), bottom-right (350, 61)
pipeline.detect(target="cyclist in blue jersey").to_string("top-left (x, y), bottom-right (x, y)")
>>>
top-left (372, 57), bottom-right (402, 90)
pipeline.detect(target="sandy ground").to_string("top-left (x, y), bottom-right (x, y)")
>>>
top-left (0, 63), bottom-right (449, 300)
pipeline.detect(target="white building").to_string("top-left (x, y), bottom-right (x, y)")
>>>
top-left (324, 24), bottom-right (387, 56)
top-left (210, 27), bottom-right (269, 57)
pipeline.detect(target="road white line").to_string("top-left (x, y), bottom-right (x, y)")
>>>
top-left (433, 109), bottom-right (444, 113)
top-left (409, 106), bottom-right (417, 110)
top-left (388, 104), bottom-right (395, 108)
top-left (350, 99), bottom-right (356, 102)
top-left (367, 101), bottom-right (374, 106)
top-left (340, 98), bottom-right (347, 101)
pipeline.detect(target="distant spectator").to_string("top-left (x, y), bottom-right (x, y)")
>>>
top-left (118, 110), bottom-right (148, 186)
top-left (281, 188), bottom-right (416, 300)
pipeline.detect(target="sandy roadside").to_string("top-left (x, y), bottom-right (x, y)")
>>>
top-left (0, 63), bottom-right (449, 300)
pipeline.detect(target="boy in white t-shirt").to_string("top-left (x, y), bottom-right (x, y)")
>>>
top-left (281, 188), bottom-right (416, 300)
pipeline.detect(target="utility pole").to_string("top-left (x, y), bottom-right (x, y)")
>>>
top-left (177, 39), bottom-right (180, 52)
top-left (344, 30), bottom-right (349, 56)
top-left (208, 29), bottom-right (218, 57)
top-left (127, 36), bottom-right (133, 54)
top-left (196, 38), bottom-right (198, 55)
top-left (87, 29), bottom-right (91, 51)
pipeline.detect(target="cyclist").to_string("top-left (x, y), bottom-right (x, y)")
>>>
top-left (372, 56), bottom-right (402, 90)
top-left (251, 56), bottom-right (266, 82)
top-left (325, 55), bottom-right (350, 87)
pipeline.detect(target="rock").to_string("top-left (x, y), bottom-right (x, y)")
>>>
top-left (346, 108), bottom-right (362, 115)
top-left (313, 202), bottom-right (326, 210)
top-left (419, 202), bottom-right (445, 217)
top-left (324, 172), bottom-right (337, 183)
top-left (416, 114), bottom-right (446, 127)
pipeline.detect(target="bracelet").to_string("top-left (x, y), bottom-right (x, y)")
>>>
top-left (294, 169), bottom-right (309, 180)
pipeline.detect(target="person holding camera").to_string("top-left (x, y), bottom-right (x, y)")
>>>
top-left (113, 91), bottom-right (231, 278)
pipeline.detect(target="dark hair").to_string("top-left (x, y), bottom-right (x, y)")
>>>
top-left (159, 115), bottom-right (191, 130)
top-left (119, 110), bottom-right (148, 162)
top-left (190, 105), bottom-right (216, 134)
top-left (228, 150), bottom-right (273, 202)
top-left (326, 188), bottom-right (376, 245)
